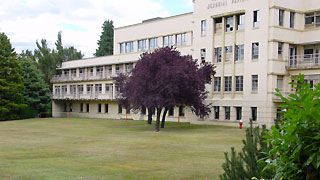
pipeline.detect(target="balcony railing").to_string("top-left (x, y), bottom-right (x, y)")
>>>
top-left (272, 88), bottom-right (293, 102)
top-left (287, 54), bottom-right (320, 69)
top-left (51, 72), bottom-right (115, 83)
top-left (51, 91), bottom-right (121, 100)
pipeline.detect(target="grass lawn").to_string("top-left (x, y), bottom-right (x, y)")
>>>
top-left (0, 118), bottom-right (245, 180)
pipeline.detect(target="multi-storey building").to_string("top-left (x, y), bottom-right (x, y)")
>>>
top-left (52, 0), bottom-right (320, 127)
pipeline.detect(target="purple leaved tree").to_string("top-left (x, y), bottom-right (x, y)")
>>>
top-left (114, 47), bottom-right (215, 132)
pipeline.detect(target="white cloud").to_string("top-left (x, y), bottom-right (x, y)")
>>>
top-left (183, 0), bottom-right (194, 7)
top-left (0, 0), bottom-right (171, 57)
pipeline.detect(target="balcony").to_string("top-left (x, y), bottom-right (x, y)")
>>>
top-left (51, 73), bottom-right (115, 83)
top-left (272, 89), bottom-right (293, 102)
top-left (51, 91), bottom-right (120, 101)
top-left (287, 54), bottom-right (320, 70)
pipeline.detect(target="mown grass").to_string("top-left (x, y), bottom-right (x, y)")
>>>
top-left (0, 118), bottom-right (245, 180)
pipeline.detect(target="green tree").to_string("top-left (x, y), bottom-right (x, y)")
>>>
top-left (220, 120), bottom-right (275, 180)
top-left (95, 20), bottom-right (114, 56)
top-left (18, 54), bottom-right (51, 118)
top-left (34, 31), bottom-right (84, 84)
top-left (266, 74), bottom-right (320, 180)
top-left (0, 32), bottom-right (26, 121)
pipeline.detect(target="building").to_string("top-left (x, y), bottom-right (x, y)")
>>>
top-left (52, 0), bottom-right (320, 127)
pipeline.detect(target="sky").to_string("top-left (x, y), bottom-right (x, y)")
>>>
top-left (0, 0), bottom-right (193, 57)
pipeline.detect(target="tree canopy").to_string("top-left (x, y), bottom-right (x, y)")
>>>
top-left (34, 31), bottom-right (84, 84)
top-left (18, 54), bottom-right (51, 118)
top-left (115, 47), bottom-right (215, 132)
top-left (95, 20), bottom-right (114, 57)
top-left (0, 32), bottom-right (26, 121)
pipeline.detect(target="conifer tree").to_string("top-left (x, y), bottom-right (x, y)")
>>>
top-left (95, 20), bottom-right (114, 56)
top-left (0, 32), bottom-right (26, 120)
top-left (220, 120), bottom-right (275, 180)
top-left (19, 55), bottom-right (51, 118)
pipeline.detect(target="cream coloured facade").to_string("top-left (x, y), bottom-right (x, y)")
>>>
top-left (52, 0), bottom-right (320, 127)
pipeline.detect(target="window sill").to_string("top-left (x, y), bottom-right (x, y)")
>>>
top-left (235, 60), bottom-right (244, 63)
top-left (251, 59), bottom-right (259, 62)
top-left (252, 27), bottom-right (260, 30)
top-left (251, 91), bottom-right (258, 94)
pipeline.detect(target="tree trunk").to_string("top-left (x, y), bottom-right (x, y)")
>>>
top-left (155, 108), bottom-right (162, 132)
top-left (161, 107), bottom-right (168, 128)
top-left (147, 107), bottom-right (152, 125)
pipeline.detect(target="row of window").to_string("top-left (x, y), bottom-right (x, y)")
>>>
top-left (213, 106), bottom-right (257, 121)
top-left (65, 103), bottom-right (186, 116)
top-left (62, 64), bottom-right (134, 77)
top-left (54, 83), bottom-right (117, 94)
top-left (278, 9), bottom-right (295, 28)
top-left (214, 75), bottom-right (258, 92)
top-left (201, 11), bottom-right (260, 35)
top-left (120, 33), bottom-right (187, 54)
top-left (200, 43), bottom-right (259, 62)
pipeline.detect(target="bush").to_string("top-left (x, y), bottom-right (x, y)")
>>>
top-left (220, 120), bottom-right (275, 180)
top-left (265, 74), bottom-right (320, 180)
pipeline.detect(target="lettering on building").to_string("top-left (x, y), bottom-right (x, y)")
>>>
top-left (208, 0), bottom-right (248, 9)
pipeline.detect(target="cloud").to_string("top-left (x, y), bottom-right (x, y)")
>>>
top-left (0, 0), bottom-right (172, 57)
top-left (183, 0), bottom-right (194, 7)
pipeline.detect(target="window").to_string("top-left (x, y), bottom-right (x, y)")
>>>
top-left (252, 42), bottom-right (259, 59)
top-left (163, 35), bottom-right (174, 47)
top-left (176, 33), bottom-right (186, 46)
top-left (253, 10), bottom-right (260, 28)
top-left (214, 106), bottom-right (220, 119)
top-left (224, 76), bottom-right (232, 92)
top-left (149, 38), bottom-right (158, 50)
top-left (305, 11), bottom-right (320, 29)
top-left (214, 77), bottom-right (221, 92)
top-left (214, 17), bottom-right (223, 33)
top-left (64, 70), bottom-right (69, 76)
top-left (214, 47), bottom-right (222, 62)
top-left (87, 84), bottom-right (93, 94)
top-left (290, 12), bottom-right (295, 28)
top-left (98, 104), bottom-right (102, 113)
top-left (225, 107), bottom-right (230, 120)
top-left (169, 107), bottom-right (174, 116)
top-left (252, 75), bottom-right (258, 92)
top-left (86, 103), bottom-right (90, 113)
top-left (64, 103), bottom-right (67, 112)
top-left (88, 67), bottom-right (93, 76)
top-left (106, 65), bottom-right (112, 74)
top-left (70, 85), bottom-right (76, 94)
top-left (125, 63), bottom-right (133, 73)
top-left (237, 14), bottom-right (245, 30)
top-left (116, 64), bottom-right (121, 73)
top-left (54, 86), bottom-right (60, 95)
top-left (279, 9), bottom-right (285, 26)
top-left (105, 83), bottom-right (113, 93)
top-left (201, 20), bottom-right (206, 36)
top-left (226, 16), bottom-right (234, 32)
top-left (235, 76), bottom-right (243, 92)
top-left (225, 46), bottom-right (233, 62)
top-left (71, 69), bottom-right (76, 77)
top-left (125, 41), bottom-right (134, 53)
top-left (70, 103), bottom-right (72, 112)
top-left (79, 68), bottom-right (84, 76)
top-left (105, 104), bottom-right (109, 113)
top-left (277, 75), bottom-right (284, 89)
top-left (95, 84), bottom-right (102, 93)
top-left (126, 107), bottom-right (130, 114)
top-left (77, 85), bottom-right (83, 94)
top-left (80, 103), bottom-right (83, 112)
top-left (138, 39), bottom-right (147, 51)
top-left (62, 85), bottom-right (67, 94)
top-left (236, 107), bottom-right (242, 120)
top-left (278, 42), bottom-right (284, 55)
top-left (236, 45), bottom-right (244, 61)
top-left (251, 107), bottom-right (257, 121)
top-left (120, 43), bottom-right (125, 53)
top-left (201, 49), bottom-right (206, 61)
top-left (179, 106), bottom-right (185, 116)
top-left (118, 104), bottom-right (122, 114)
